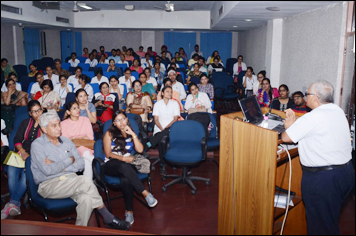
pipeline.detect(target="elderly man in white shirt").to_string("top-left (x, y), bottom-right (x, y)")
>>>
top-left (44, 66), bottom-right (59, 85)
top-left (167, 70), bottom-right (186, 100)
top-left (282, 80), bottom-right (354, 235)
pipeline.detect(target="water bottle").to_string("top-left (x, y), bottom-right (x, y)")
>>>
top-left (260, 116), bottom-right (269, 128)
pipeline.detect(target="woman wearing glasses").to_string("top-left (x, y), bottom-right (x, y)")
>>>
top-left (1, 100), bottom-right (43, 220)
top-left (61, 101), bottom-right (94, 179)
top-left (271, 84), bottom-right (294, 111)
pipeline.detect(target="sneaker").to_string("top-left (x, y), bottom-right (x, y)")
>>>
top-left (145, 193), bottom-right (158, 208)
top-left (1, 203), bottom-right (12, 219)
top-left (125, 211), bottom-right (134, 225)
top-left (9, 204), bottom-right (21, 216)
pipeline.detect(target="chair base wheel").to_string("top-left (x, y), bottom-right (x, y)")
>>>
top-left (191, 190), bottom-right (196, 195)
top-left (206, 180), bottom-right (210, 186)
top-left (161, 177), bottom-right (166, 181)
top-left (151, 167), bottom-right (155, 171)
top-left (162, 187), bottom-right (167, 192)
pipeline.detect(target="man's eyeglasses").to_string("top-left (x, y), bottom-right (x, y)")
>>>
top-left (30, 108), bottom-right (43, 114)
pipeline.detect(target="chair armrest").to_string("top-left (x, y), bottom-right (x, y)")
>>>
top-left (139, 130), bottom-right (148, 145)
top-left (227, 84), bottom-right (238, 94)
top-left (92, 157), bottom-right (106, 186)
top-left (159, 135), bottom-right (170, 158)
top-left (201, 137), bottom-right (207, 161)
top-left (214, 87), bottom-right (225, 98)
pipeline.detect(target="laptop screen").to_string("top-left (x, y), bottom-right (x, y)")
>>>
top-left (238, 95), bottom-right (264, 124)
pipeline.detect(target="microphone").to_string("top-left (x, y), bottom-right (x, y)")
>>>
top-left (266, 97), bottom-right (281, 120)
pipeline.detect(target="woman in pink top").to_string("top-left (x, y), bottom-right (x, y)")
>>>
top-left (129, 59), bottom-right (143, 74)
top-left (60, 101), bottom-right (94, 178)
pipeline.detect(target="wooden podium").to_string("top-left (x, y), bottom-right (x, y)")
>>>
top-left (218, 108), bottom-right (307, 235)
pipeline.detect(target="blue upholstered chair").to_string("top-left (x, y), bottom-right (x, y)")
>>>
top-left (89, 83), bottom-right (100, 94)
top-left (226, 58), bottom-right (238, 75)
top-left (92, 118), bottom-right (152, 212)
top-left (103, 72), bottom-right (117, 79)
top-left (25, 156), bottom-right (100, 225)
top-left (82, 71), bottom-right (95, 79)
top-left (13, 65), bottom-right (28, 79)
top-left (61, 63), bottom-right (71, 71)
top-left (131, 71), bottom-right (139, 80)
top-left (78, 63), bottom-right (90, 71)
top-left (19, 76), bottom-right (36, 93)
top-left (161, 120), bottom-right (210, 195)
top-left (97, 64), bottom-right (109, 72)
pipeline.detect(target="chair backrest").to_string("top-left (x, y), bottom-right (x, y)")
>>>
top-left (27, 82), bottom-right (36, 98)
top-left (68, 67), bottom-right (76, 74)
top-left (13, 65), bottom-right (28, 79)
top-left (120, 83), bottom-right (127, 99)
top-left (169, 120), bottom-right (205, 147)
top-left (110, 93), bottom-right (120, 107)
top-left (226, 58), bottom-right (238, 75)
top-left (116, 63), bottom-right (128, 71)
top-left (32, 59), bottom-right (46, 71)
top-left (77, 56), bottom-right (87, 63)
top-left (176, 61), bottom-right (186, 69)
top-left (131, 71), bottom-right (139, 80)
top-left (20, 76), bottom-right (36, 93)
top-left (78, 63), bottom-right (90, 71)
top-left (9, 112), bottom-right (30, 150)
top-left (104, 72), bottom-right (117, 78)
top-left (97, 64), bottom-right (109, 72)
top-left (82, 71), bottom-right (94, 79)
top-left (61, 63), bottom-right (71, 70)
top-left (176, 68), bottom-right (186, 79)
top-left (237, 70), bottom-right (247, 88)
top-left (90, 83), bottom-right (100, 94)
top-left (208, 113), bottom-right (218, 139)
top-left (41, 57), bottom-right (54, 69)
top-left (15, 105), bottom-right (29, 117)
top-left (210, 72), bottom-right (234, 90)
top-left (128, 117), bottom-right (140, 136)
top-left (64, 92), bottom-right (76, 106)
top-left (190, 77), bottom-right (200, 85)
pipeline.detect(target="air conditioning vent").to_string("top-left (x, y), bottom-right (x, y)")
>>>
top-left (219, 5), bottom-right (223, 17)
top-left (1, 4), bottom-right (22, 14)
top-left (56, 17), bottom-right (69, 24)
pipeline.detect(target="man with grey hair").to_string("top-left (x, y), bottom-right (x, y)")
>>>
top-left (30, 113), bottom-right (130, 230)
top-left (282, 80), bottom-right (354, 235)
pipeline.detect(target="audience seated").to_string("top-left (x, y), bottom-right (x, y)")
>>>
top-left (54, 75), bottom-right (73, 108)
top-left (34, 80), bottom-right (60, 113)
top-left (53, 59), bottom-right (71, 78)
top-left (68, 52), bottom-right (80, 67)
top-left (242, 66), bottom-right (258, 97)
top-left (208, 56), bottom-right (226, 75)
top-left (30, 72), bottom-right (44, 100)
top-left (232, 55), bottom-right (247, 77)
top-left (188, 54), bottom-right (199, 67)
top-left (30, 112), bottom-right (130, 230)
top-left (67, 66), bottom-right (82, 88)
top-left (253, 70), bottom-right (266, 96)
top-left (139, 73), bottom-right (157, 100)
top-left (1, 58), bottom-right (17, 80)
top-left (107, 59), bottom-right (123, 78)
top-left (157, 78), bottom-right (183, 112)
top-left (291, 91), bottom-right (312, 113)
top-left (160, 52), bottom-right (171, 69)
top-left (136, 46), bottom-right (146, 58)
top-left (190, 44), bottom-right (203, 59)
top-left (108, 76), bottom-right (124, 110)
top-left (146, 46), bottom-right (157, 57)
top-left (118, 54), bottom-right (130, 67)
top-left (74, 89), bottom-right (97, 124)
top-left (206, 50), bottom-right (223, 65)
top-left (126, 80), bottom-right (152, 123)
top-left (130, 59), bottom-right (143, 74)
top-left (185, 83), bottom-right (212, 113)
top-left (148, 86), bottom-right (180, 175)
top-left (1, 100), bottom-right (43, 220)
top-left (160, 45), bottom-right (172, 60)
top-left (103, 110), bottom-right (158, 224)
top-left (271, 84), bottom-right (294, 111)
top-left (154, 56), bottom-right (166, 74)
top-left (192, 57), bottom-right (208, 76)
top-left (1, 72), bottom-right (22, 92)
top-left (61, 101), bottom-right (94, 178)
top-left (167, 70), bottom-right (186, 100)
top-left (1, 78), bottom-right (28, 130)
top-left (85, 53), bottom-right (99, 68)
top-left (167, 58), bottom-right (180, 69)
top-left (108, 49), bottom-right (120, 63)
top-left (151, 62), bottom-right (164, 89)
top-left (98, 54), bottom-right (109, 64)
top-left (82, 47), bottom-right (90, 58)
top-left (44, 66), bottom-right (59, 85)
top-left (174, 52), bottom-right (183, 61)
top-left (144, 68), bottom-right (158, 91)
top-left (92, 49), bottom-right (101, 61)
top-left (119, 68), bottom-right (136, 93)
top-left (121, 46), bottom-right (127, 56)
top-left (98, 46), bottom-right (109, 59)
top-left (92, 82), bottom-right (118, 124)
top-left (257, 78), bottom-right (279, 108)
top-left (91, 69), bottom-right (109, 85)
top-left (125, 49), bottom-right (134, 62)
top-left (197, 74), bottom-right (214, 100)
top-left (166, 64), bottom-right (183, 82)
top-left (28, 63), bottom-right (38, 77)
top-left (178, 47), bottom-right (188, 61)
top-left (74, 74), bottom-right (94, 102)
top-left (187, 63), bottom-right (203, 85)
top-left (141, 53), bottom-right (153, 70)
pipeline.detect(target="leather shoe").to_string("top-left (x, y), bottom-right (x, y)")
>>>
top-left (104, 217), bottom-right (131, 231)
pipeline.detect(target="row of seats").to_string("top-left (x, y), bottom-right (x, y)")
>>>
top-left (61, 63), bottom-right (128, 72)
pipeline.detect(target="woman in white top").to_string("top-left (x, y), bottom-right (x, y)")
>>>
top-left (98, 54), bottom-right (109, 64)
top-left (85, 53), bottom-right (98, 67)
top-left (54, 75), bottom-right (73, 107)
top-left (91, 70), bottom-right (109, 85)
top-left (184, 82), bottom-right (212, 114)
top-left (141, 53), bottom-right (153, 69)
top-left (118, 54), bottom-right (130, 67)
top-left (43, 66), bottom-right (59, 85)
top-left (242, 66), bottom-right (258, 97)
top-left (67, 66), bottom-right (82, 89)
top-left (232, 55), bottom-right (247, 76)
top-left (74, 74), bottom-right (94, 102)
top-left (68, 52), bottom-right (80, 67)
top-left (109, 75), bottom-right (125, 110)
top-left (1, 72), bottom-right (22, 92)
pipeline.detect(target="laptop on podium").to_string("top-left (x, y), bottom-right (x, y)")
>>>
top-left (238, 96), bottom-right (285, 134)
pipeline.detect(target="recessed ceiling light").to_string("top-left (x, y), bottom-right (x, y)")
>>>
top-left (245, 19), bottom-right (252, 22)
top-left (266, 7), bottom-right (280, 11)
top-left (78, 5), bottom-right (93, 10)
top-left (125, 5), bottom-right (135, 11)
top-left (233, 26), bottom-right (238, 28)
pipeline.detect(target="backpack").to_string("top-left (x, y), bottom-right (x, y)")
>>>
top-left (187, 112), bottom-right (211, 139)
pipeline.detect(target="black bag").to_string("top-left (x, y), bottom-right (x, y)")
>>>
top-left (187, 112), bottom-right (211, 139)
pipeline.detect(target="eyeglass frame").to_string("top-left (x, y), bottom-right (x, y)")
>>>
top-left (30, 108), bottom-right (43, 114)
